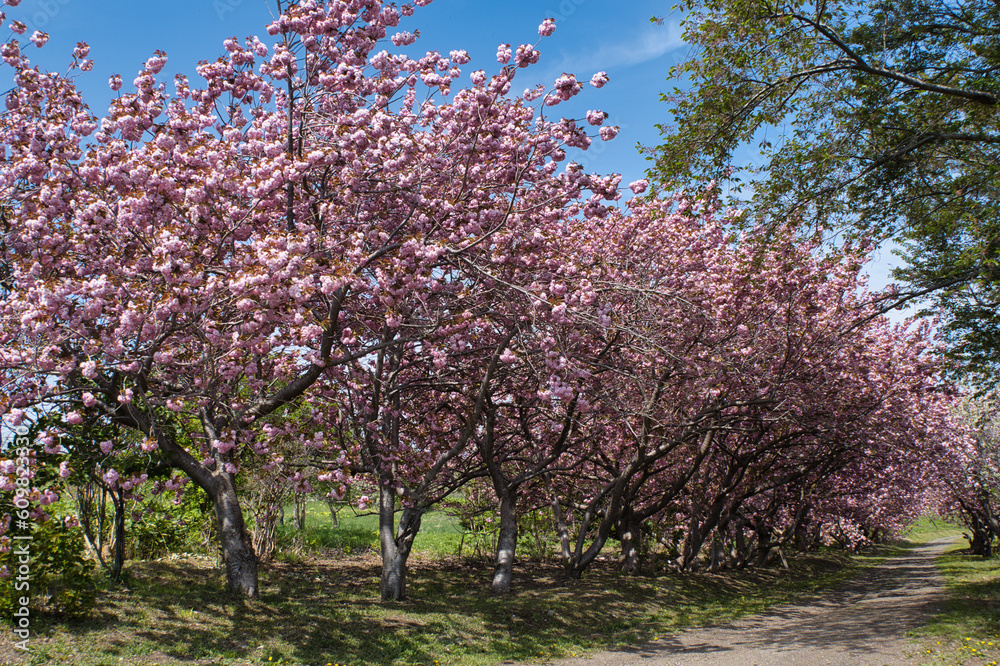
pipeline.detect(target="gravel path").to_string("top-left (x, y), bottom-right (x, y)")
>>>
top-left (529, 537), bottom-right (956, 666)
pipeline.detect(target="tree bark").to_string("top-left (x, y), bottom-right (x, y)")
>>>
top-left (294, 493), bottom-right (307, 530)
top-left (111, 487), bottom-right (126, 582)
top-left (491, 488), bottom-right (519, 594)
top-left (211, 472), bottom-right (259, 598)
top-left (378, 483), bottom-right (423, 601)
top-left (252, 501), bottom-right (280, 563)
top-left (619, 512), bottom-right (643, 575)
top-left (118, 411), bottom-right (260, 597)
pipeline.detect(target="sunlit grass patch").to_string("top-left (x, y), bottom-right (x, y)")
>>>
top-left (3, 512), bottom-right (967, 666)
top-left (912, 542), bottom-right (1000, 665)
top-left (2, 541), bottom-right (887, 666)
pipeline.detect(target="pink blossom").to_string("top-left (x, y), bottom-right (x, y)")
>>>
top-left (6, 409), bottom-right (23, 426)
top-left (496, 43), bottom-right (511, 64)
top-left (65, 411), bottom-right (83, 425)
top-left (391, 31), bottom-right (416, 47)
top-left (599, 125), bottom-right (619, 141)
top-left (538, 18), bottom-right (556, 37)
top-left (99, 440), bottom-right (113, 454)
top-left (213, 438), bottom-right (235, 454)
top-left (9, 20), bottom-right (24, 35)
top-left (29, 31), bottom-right (48, 48)
top-left (586, 109), bottom-right (607, 126)
top-left (73, 42), bottom-right (90, 59)
top-left (109, 74), bottom-right (123, 91)
top-left (4, 0), bottom-right (21, 6)
top-left (144, 52), bottom-right (167, 74)
top-left (590, 71), bottom-right (609, 88)
top-left (550, 73), bottom-right (582, 103)
top-left (58, 462), bottom-right (71, 478)
top-left (103, 469), bottom-right (120, 487)
top-left (628, 179), bottom-right (649, 195)
top-left (514, 44), bottom-right (539, 68)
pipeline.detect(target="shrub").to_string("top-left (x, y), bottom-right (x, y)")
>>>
top-left (1, 517), bottom-right (97, 618)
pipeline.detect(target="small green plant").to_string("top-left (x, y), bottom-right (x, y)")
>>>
top-left (126, 488), bottom-right (213, 560)
top-left (1, 517), bottom-right (97, 618)
top-left (517, 508), bottom-right (558, 561)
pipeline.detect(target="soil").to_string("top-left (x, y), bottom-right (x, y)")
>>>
top-left (521, 537), bottom-right (957, 666)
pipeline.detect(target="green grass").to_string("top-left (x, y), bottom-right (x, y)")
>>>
top-left (908, 522), bottom-right (1000, 666)
top-left (903, 515), bottom-right (967, 545)
top-left (5, 512), bottom-right (984, 666)
top-left (275, 502), bottom-right (466, 560)
top-left (4, 531), bottom-right (879, 666)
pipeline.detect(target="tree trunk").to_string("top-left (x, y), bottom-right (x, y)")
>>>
top-left (619, 512), bottom-right (643, 575)
top-left (211, 472), bottom-right (259, 598)
top-left (149, 429), bottom-right (259, 597)
top-left (491, 488), bottom-right (519, 594)
top-left (709, 531), bottom-right (726, 572)
top-left (294, 493), bottom-right (307, 530)
top-left (327, 499), bottom-right (339, 527)
top-left (754, 521), bottom-right (775, 566)
top-left (111, 487), bottom-right (126, 582)
top-left (252, 501), bottom-right (280, 563)
top-left (378, 483), bottom-right (423, 601)
top-left (75, 481), bottom-right (110, 573)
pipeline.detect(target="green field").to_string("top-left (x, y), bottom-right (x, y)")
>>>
top-left (3, 512), bottom-right (994, 666)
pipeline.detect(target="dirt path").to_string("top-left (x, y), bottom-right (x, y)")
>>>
top-left (529, 537), bottom-right (957, 666)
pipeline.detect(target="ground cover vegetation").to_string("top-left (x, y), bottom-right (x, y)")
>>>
top-left (902, 518), bottom-right (1000, 665)
top-left (0, 505), bottom-right (939, 666)
top-left (0, 0), bottom-right (996, 662)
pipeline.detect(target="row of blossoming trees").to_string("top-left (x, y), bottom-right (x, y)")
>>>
top-left (0, 0), bottom-right (984, 602)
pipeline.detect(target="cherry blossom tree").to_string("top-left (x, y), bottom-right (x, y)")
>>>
top-left (532, 190), bottom-right (958, 576)
top-left (0, 0), bottom-right (624, 598)
top-left (939, 397), bottom-right (1000, 556)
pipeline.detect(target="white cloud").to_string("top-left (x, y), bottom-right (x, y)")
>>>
top-left (541, 21), bottom-right (685, 80)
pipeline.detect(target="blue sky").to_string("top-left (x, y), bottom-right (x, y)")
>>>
top-left (8, 0), bottom-right (683, 188)
top-left (4, 0), bottom-right (902, 295)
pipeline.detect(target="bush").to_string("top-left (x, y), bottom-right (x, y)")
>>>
top-left (1, 517), bottom-right (97, 618)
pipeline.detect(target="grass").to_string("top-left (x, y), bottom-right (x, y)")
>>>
top-left (906, 520), bottom-right (1000, 666)
top-left (903, 515), bottom-right (968, 545)
top-left (2, 512), bottom-right (987, 666)
top-left (6, 549), bottom-right (875, 666)
top-left (275, 503), bottom-right (466, 561)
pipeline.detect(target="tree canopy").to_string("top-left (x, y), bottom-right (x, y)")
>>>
top-left (0, 0), bottom-right (979, 608)
top-left (651, 0), bottom-right (1000, 387)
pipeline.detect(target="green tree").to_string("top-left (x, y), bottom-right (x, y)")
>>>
top-left (652, 0), bottom-right (1000, 386)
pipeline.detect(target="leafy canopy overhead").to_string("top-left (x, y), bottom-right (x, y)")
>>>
top-left (652, 0), bottom-right (1000, 388)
